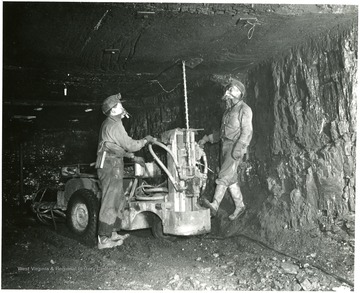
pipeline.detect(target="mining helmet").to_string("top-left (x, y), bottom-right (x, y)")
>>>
top-left (102, 93), bottom-right (122, 114)
top-left (227, 78), bottom-right (245, 96)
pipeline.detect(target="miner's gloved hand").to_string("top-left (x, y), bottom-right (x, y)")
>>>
top-left (198, 134), bottom-right (210, 148)
top-left (133, 156), bottom-right (146, 167)
top-left (144, 135), bottom-right (157, 144)
top-left (231, 143), bottom-right (247, 161)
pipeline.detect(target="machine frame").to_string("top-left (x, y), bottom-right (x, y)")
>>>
top-left (31, 128), bottom-right (211, 243)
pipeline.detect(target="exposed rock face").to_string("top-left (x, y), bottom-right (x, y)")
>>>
top-left (125, 24), bottom-right (357, 244)
top-left (245, 26), bottom-right (357, 243)
top-left (4, 10), bottom-right (355, 247)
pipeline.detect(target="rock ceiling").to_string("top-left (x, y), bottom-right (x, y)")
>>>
top-left (2, 2), bottom-right (357, 128)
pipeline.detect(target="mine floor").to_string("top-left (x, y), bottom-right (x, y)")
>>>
top-left (1, 208), bottom-right (355, 291)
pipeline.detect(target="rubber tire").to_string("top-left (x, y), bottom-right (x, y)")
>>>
top-left (151, 216), bottom-right (177, 242)
top-left (66, 189), bottom-right (99, 246)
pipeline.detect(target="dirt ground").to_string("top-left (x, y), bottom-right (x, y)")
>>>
top-left (1, 208), bottom-right (355, 291)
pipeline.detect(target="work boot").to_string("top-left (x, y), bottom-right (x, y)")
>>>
top-left (98, 235), bottom-right (123, 250)
top-left (202, 184), bottom-right (227, 216)
top-left (228, 182), bottom-right (246, 221)
top-left (111, 231), bottom-right (130, 241)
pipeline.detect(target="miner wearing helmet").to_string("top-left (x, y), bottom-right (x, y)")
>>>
top-left (96, 93), bottom-right (156, 249)
top-left (199, 78), bottom-right (253, 221)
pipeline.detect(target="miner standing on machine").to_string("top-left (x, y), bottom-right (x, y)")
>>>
top-left (96, 93), bottom-right (156, 249)
top-left (199, 78), bottom-right (253, 221)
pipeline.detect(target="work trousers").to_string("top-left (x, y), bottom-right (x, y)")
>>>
top-left (97, 157), bottom-right (125, 237)
top-left (215, 139), bottom-right (240, 187)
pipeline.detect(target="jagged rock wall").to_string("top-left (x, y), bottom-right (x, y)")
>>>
top-left (245, 26), bottom-right (357, 243)
top-left (2, 129), bottom-right (98, 207)
top-left (126, 24), bottom-right (357, 245)
top-left (6, 19), bottom-right (355, 247)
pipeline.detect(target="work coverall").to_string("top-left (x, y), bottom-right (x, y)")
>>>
top-left (96, 114), bottom-right (146, 237)
top-left (212, 100), bottom-right (253, 186)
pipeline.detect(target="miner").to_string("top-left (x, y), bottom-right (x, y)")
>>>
top-left (199, 78), bottom-right (253, 220)
top-left (96, 93), bottom-right (155, 249)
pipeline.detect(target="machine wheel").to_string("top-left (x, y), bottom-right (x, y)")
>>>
top-left (66, 189), bottom-right (99, 245)
top-left (151, 216), bottom-right (177, 241)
